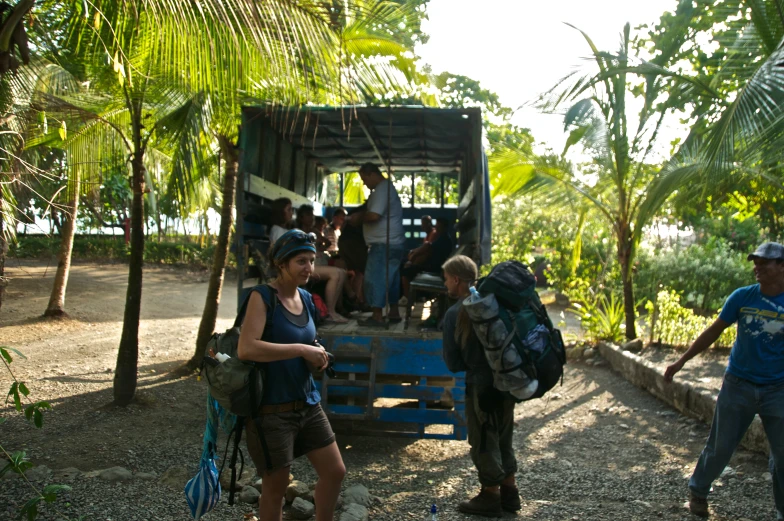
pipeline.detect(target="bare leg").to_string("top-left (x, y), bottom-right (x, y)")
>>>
top-left (306, 442), bottom-right (346, 521)
top-left (313, 266), bottom-right (348, 323)
top-left (258, 465), bottom-right (290, 521)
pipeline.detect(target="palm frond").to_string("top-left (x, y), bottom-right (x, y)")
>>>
top-left (702, 43), bottom-right (784, 173)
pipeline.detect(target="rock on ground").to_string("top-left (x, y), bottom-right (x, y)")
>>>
top-left (286, 480), bottom-right (310, 503)
top-left (239, 485), bottom-right (260, 504)
top-left (98, 466), bottom-right (133, 482)
top-left (343, 484), bottom-right (372, 507)
top-left (24, 465), bottom-right (52, 482)
top-left (339, 503), bottom-right (369, 521)
top-left (290, 497), bottom-right (315, 519)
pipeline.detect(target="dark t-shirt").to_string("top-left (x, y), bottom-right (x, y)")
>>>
top-left (442, 300), bottom-right (493, 387)
top-left (424, 233), bottom-right (453, 272)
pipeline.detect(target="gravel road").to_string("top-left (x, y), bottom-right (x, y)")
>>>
top-left (0, 262), bottom-right (776, 521)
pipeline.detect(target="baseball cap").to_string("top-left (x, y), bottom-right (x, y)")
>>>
top-left (747, 242), bottom-right (784, 261)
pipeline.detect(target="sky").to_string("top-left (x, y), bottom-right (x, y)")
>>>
top-left (415, 0), bottom-right (681, 155)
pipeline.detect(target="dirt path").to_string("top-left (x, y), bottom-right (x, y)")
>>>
top-left (0, 262), bottom-right (776, 520)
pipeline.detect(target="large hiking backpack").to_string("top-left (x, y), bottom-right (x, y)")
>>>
top-left (471, 260), bottom-right (566, 401)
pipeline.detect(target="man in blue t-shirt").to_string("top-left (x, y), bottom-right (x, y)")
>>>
top-left (665, 241), bottom-right (784, 519)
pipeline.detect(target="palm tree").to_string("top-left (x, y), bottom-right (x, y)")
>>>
top-left (42, 0), bottom-right (348, 405)
top-left (639, 0), bottom-right (784, 196)
top-left (496, 23), bottom-right (719, 340)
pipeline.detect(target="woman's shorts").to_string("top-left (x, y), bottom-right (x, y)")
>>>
top-left (245, 403), bottom-right (335, 473)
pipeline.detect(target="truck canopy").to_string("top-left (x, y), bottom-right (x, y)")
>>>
top-left (237, 105), bottom-right (491, 265)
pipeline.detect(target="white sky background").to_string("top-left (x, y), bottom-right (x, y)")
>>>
top-left (415, 0), bottom-right (683, 156)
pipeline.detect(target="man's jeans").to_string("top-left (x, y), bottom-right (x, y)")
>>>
top-left (689, 373), bottom-right (784, 518)
top-left (364, 243), bottom-right (405, 310)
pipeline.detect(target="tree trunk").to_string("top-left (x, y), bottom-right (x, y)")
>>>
top-left (44, 170), bottom-right (80, 317)
top-left (0, 189), bottom-right (6, 313)
top-left (188, 137), bottom-right (238, 370)
top-left (617, 224), bottom-right (637, 340)
top-left (113, 104), bottom-right (146, 406)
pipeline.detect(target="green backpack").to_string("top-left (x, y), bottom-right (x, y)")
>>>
top-left (202, 285), bottom-right (277, 417)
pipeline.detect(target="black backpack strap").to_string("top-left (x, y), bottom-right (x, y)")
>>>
top-left (228, 420), bottom-right (244, 505)
top-left (248, 366), bottom-right (273, 472)
top-left (217, 418), bottom-right (246, 506)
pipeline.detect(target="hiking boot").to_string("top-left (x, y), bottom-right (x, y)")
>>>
top-left (688, 491), bottom-right (709, 517)
top-left (500, 484), bottom-right (521, 512)
top-left (458, 489), bottom-right (502, 518)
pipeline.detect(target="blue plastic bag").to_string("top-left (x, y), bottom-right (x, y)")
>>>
top-left (184, 445), bottom-right (221, 520)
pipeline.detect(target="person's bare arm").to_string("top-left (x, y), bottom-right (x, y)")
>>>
top-left (237, 292), bottom-right (328, 369)
top-left (664, 318), bottom-right (731, 382)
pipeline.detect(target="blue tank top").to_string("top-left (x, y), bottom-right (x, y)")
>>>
top-left (253, 285), bottom-right (321, 405)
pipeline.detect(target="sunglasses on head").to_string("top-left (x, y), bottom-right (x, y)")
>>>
top-left (293, 231), bottom-right (317, 244)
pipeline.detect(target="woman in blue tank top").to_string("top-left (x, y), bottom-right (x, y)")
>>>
top-left (238, 229), bottom-right (345, 521)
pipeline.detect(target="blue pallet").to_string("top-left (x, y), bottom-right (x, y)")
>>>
top-left (318, 334), bottom-right (467, 440)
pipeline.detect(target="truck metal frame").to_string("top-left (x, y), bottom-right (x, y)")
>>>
top-left (236, 105), bottom-right (491, 440)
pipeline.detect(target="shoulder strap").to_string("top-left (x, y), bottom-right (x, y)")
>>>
top-left (235, 284), bottom-right (279, 336)
top-left (233, 289), bottom-right (256, 328)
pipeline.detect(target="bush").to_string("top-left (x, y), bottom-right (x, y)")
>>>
top-left (568, 291), bottom-right (627, 342)
top-left (645, 290), bottom-right (735, 348)
top-left (490, 196), bottom-right (616, 290)
top-left (10, 235), bottom-right (234, 269)
top-left (636, 238), bottom-right (753, 313)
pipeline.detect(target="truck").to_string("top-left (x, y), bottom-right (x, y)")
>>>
top-left (235, 105), bottom-right (491, 440)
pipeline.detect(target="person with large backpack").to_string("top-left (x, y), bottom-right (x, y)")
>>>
top-left (237, 229), bottom-right (346, 521)
top-left (441, 255), bottom-right (521, 518)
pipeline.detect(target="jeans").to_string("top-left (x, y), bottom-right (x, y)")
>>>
top-left (689, 373), bottom-right (784, 518)
top-left (364, 243), bottom-right (405, 309)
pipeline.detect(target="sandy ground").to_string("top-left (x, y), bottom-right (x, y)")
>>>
top-left (0, 261), bottom-right (777, 521)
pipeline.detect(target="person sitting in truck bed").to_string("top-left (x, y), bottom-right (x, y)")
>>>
top-left (268, 197), bottom-right (293, 245)
top-left (323, 208), bottom-right (345, 254)
top-left (401, 218), bottom-right (454, 301)
top-left (295, 204), bottom-right (349, 324)
top-left (420, 215), bottom-right (436, 244)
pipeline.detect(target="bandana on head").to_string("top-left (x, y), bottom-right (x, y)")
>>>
top-left (272, 229), bottom-right (317, 263)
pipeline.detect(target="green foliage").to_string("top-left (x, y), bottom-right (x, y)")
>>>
top-left (1, 347), bottom-right (77, 520)
top-left (645, 290), bottom-right (736, 348)
top-left (636, 238), bottom-right (753, 312)
top-left (20, 484), bottom-right (74, 521)
top-left (675, 189), bottom-right (769, 249)
top-left (143, 241), bottom-right (223, 267)
top-left (568, 292), bottom-right (627, 343)
top-left (10, 236), bottom-right (233, 268)
top-left (490, 195), bottom-right (616, 292)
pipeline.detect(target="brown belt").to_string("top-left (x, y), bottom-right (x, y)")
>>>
top-left (260, 400), bottom-right (307, 414)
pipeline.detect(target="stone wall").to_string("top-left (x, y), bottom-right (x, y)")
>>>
top-left (596, 342), bottom-right (769, 455)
